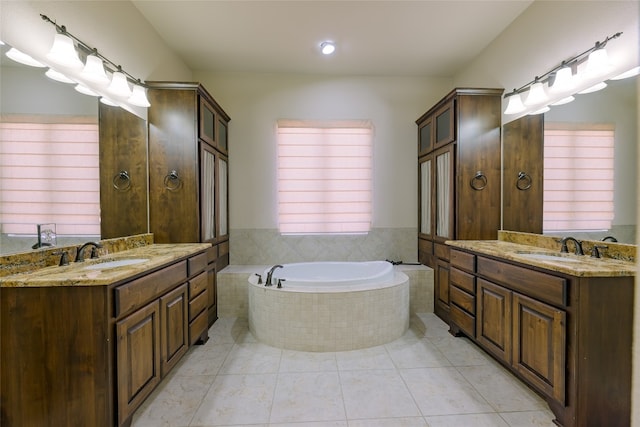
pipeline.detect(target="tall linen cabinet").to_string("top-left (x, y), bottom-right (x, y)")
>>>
top-left (147, 82), bottom-right (231, 327)
top-left (416, 88), bottom-right (503, 323)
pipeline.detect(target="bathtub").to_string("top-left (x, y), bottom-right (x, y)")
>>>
top-left (248, 261), bottom-right (409, 351)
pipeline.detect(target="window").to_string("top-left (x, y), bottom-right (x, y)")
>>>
top-left (277, 120), bottom-right (373, 234)
top-left (0, 116), bottom-right (100, 236)
top-left (543, 123), bottom-right (614, 232)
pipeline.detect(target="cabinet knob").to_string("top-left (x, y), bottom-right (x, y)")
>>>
top-left (112, 170), bottom-right (131, 191)
top-left (164, 170), bottom-right (182, 191)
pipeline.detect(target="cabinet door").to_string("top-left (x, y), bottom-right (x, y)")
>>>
top-left (418, 155), bottom-right (433, 239)
top-left (201, 144), bottom-right (216, 242)
top-left (502, 114), bottom-right (543, 233)
top-left (477, 279), bottom-right (512, 363)
top-left (116, 300), bottom-right (161, 425)
top-left (418, 117), bottom-right (433, 156)
top-left (207, 265), bottom-right (218, 326)
top-left (217, 117), bottom-right (229, 154)
top-left (512, 292), bottom-right (566, 404)
top-left (199, 97), bottom-right (216, 146)
top-left (434, 145), bottom-right (455, 241)
top-left (433, 99), bottom-right (455, 148)
top-left (160, 284), bottom-right (188, 377)
top-left (434, 258), bottom-right (450, 320)
top-left (217, 155), bottom-right (229, 240)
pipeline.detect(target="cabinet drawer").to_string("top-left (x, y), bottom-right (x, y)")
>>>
top-left (188, 252), bottom-right (208, 276)
top-left (450, 304), bottom-right (474, 338)
top-left (477, 257), bottom-right (567, 307)
top-left (450, 267), bottom-right (475, 294)
top-left (114, 261), bottom-right (187, 318)
top-left (189, 309), bottom-right (208, 345)
top-left (450, 285), bottom-right (475, 315)
top-left (189, 288), bottom-right (208, 321)
top-left (218, 240), bottom-right (229, 256)
top-left (434, 243), bottom-right (450, 261)
top-left (450, 249), bottom-right (475, 272)
top-left (418, 238), bottom-right (433, 256)
top-left (189, 271), bottom-right (208, 298)
top-left (206, 245), bottom-right (218, 264)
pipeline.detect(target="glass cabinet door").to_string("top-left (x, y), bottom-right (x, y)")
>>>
top-left (217, 119), bottom-right (228, 154)
top-left (435, 145), bottom-right (454, 240)
top-left (217, 156), bottom-right (228, 238)
top-left (419, 156), bottom-right (432, 237)
top-left (433, 99), bottom-right (455, 148)
top-left (418, 119), bottom-right (433, 156)
top-left (201, 146), bottom-right (216, 241)
top-left (199, 98), bottom-right (216, 147)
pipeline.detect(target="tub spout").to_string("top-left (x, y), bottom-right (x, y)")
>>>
top-left (266, 264), bottom-right (283, 286)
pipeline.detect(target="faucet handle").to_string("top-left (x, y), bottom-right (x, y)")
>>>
top-left (591, 245), bottom-right (608, 258)
top-left (277, 278), bottom-right (286, 289)
top-left (254, 273), bottom-right (263, 284)
top-left (54, 250), bottom-right (69, 266)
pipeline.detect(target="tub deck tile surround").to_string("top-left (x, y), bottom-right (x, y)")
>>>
top-left (217, 263), bottom-right (434, 319)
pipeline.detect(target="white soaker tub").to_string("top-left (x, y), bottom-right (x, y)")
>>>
top-left (248, 261), bottom-right (409, 351)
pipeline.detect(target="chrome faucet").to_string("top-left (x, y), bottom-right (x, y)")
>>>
top-left (75, 241), bottom-right (103, 262)
top-left (560, 237), bottom-right (584, 255)
top-left (265, 264), bottom-right (283, 286)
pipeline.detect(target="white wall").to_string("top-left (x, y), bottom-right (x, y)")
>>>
top-left (195, 72), bottom-right (451, 230)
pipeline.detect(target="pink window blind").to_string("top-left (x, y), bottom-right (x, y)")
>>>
top-left (543, 124), bottom-right (614, 231)
top-left (277, 120), bottom-right (373, 234)
top-left (0, 117), bottom-right (100, 235)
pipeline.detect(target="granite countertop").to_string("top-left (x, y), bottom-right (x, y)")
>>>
top-left (446, 239), bottom-right (636, 277)
top-left (0, 243), bottom-right (211, 288)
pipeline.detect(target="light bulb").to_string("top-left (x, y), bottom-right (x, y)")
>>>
top-left (550, 96), bottom-right (575, 106)
top-left (75, 83), bottom-right (100, 96)
top-left (47, 33), bottom-right (83, 69)
top-left (128, 84), bottom-right (151, 107)
top-left (504, 93), bottom-right (526, 115)
top-left (524, 81), bottom-right (548, 106)
top-left (107, 71), bottom-right (132, 98)
top-left (45, 68), bottom-right (75, 84)
top-left (320, 42), bottom-right (336, 55)
top-left (81, 54), bottom-right (110, 85)
top-left (5, 47), bottom-right (45, 67)
top-left (578, 81), bottom-right (607, 94)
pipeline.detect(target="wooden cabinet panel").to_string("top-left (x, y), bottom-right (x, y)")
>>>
top-left (189, 288), bottom-right (208, 321)
top-left (188, 253), bottom-right (209, 277)
top-left (99, 104), bottom-right (148, 239)
top-left (477, 257), bottom-right (566, 307)
top-left (450, 266), bottom-right (475, 294)
top-left (434, 258), bottom-right (450, 319)
top-left (433, 99), bottom-right (455, 148)
top-left (116, 300), bottom-right (161, 425)
top-left (450, 284), bottom-right (475, 314)
top-left (450, 304), bottom-right (475, 338)
top-left (160, 284), bottom-right (188, 376)
top-left (418, 117), bottom-right (433, 156)
top-left (502, 114), bottom-right (543, 233)
top-left (450, 249), bottom-right (475, 272)
top-left (477, 278), bottom-right (512, 363)
top-left (114, 261), bottom-right (187, 317)
top-left (512, 292), bottom-right (565, 404)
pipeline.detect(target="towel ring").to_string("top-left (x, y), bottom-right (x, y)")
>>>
top-left (112, 170), bottom-right (131, 191)
top-left (516, 171), bottom-right (532, 191)
top-left (164, 170), bottom-right (182, 191)
top-left (470, 171), bottom-right (487, 191)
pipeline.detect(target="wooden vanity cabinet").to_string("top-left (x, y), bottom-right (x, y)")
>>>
top-left (416, 88), bottom-right (503, 321)
top-left (449, 247), bottom-right (632, 427)
top-left (146, 81), bottom-right (230, 326)
top-left (0, 250), bottom-right (209, 427)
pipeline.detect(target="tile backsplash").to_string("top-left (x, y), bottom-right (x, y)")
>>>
top-left (229, 228), bottom-right (417, 265)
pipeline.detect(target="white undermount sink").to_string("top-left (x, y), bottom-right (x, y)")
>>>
top-left (83, 258), bottom-right (149, 270)
top-left (515, 252), bottom-right (581, 263)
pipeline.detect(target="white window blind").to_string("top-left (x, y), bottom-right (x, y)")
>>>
top-left (543, 123), bottom-right (614, 231)
top-left (277, 120), bottom-right (373, 234)
top-left (0, 117), bottom-right (100, 235)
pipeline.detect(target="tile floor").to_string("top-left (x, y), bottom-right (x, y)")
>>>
top-left (131, 313), bottom-right (556, 427)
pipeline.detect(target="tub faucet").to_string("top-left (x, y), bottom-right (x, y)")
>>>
top-left (75, 241), bottom-right (103, 262)
top-left (560, 237), bottom-right (584, 255)
top-left (266, 264), bottom-right (283, 286)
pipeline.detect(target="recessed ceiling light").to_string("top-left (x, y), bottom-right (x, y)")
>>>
top-left (320, 41), bottom-right (335, 55)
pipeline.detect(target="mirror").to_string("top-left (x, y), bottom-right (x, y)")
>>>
top-left (0, 43), bottom-right (148, 255)
top-left (506, 75), bottom-right (637, 244)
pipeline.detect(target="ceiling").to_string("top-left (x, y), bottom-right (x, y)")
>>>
top-left (132, 1), bottom-right (534, 77)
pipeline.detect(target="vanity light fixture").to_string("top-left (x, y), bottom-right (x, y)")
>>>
top-left (320, 41), bottom-right (336, 55)
top-left (5, 47), bottom-right (46, 67)
top-left (45, 68), bottom-right (76, 84)
top-left (36, 14), bottom-right (150, 109)
top-left (46, 31), bottom-right (83, 69)
top-left (504, 32), bottom-right (624, 115)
